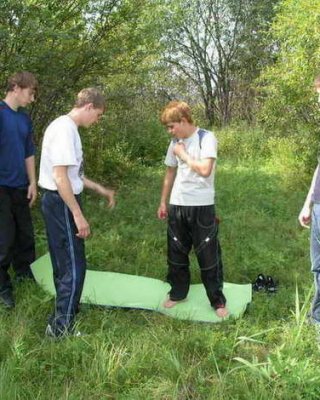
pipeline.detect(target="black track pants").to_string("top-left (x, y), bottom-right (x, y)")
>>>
top-left (0, 187), bottom-right (35, 290)
top-left (167, 205), bottom-right (226, 308)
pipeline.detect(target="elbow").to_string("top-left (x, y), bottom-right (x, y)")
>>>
top-left (53, 176), bottom-right (63, 188)
top-left (195, 161), bottom-right (214, 177)
top-left (199, 169), bottom-right (211, 178)
top-left (52, 172), bottom-right (64, 188)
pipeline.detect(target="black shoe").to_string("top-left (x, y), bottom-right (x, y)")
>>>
top-left (15, 270), bottom-right (36, 283)
top-left (265, 275), bottom-right (277, 293)
top-left (252, 274), bottom-right (266, 291)
top-left (0, 288), bottom-right (15, 309)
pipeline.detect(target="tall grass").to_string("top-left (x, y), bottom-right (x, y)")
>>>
top-left (1, 126), bottom-right (320, 399)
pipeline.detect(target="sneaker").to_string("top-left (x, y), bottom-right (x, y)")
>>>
top-left (0, 288), bottom-right (15, 309)
top-left (265, 276), bottom-right (277, 293)
top-left (45, 324), bottom-right (56, 338)
top-left (45, 324), bottom-right (83, 339)
top-left (252, 274), bottom-right (266, 292)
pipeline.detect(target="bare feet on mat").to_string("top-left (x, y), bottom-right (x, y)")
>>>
top-left (215, 305), bottom-right (229, 318)
top-left (163, 298), bottom-right (186, 308)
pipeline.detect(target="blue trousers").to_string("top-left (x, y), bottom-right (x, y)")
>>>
top-left (41, 190), bottom-right (86, 335)
top-left (167, 205), bottom-right (226, 308)
top-left (311, 203), bottom-right (320, 323)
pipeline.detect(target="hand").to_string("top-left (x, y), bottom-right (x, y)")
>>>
top-left (157, 203), bottom-right (168, 220)
top-left (73, 212), bottom-right (91, 239)
top-left (27, 182), bottom-right (37, 207)
top-left (298, 206), bottom-right (311, 228)
top-left (173, 142), bottom-right (187, 159)
top-left (101, 188), bottom-right (116, 209)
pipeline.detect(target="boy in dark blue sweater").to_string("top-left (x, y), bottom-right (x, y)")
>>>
top-left (0, 71), bottom-right (38, 308)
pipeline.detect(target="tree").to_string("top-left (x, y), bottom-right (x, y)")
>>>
top-left (258, 0), bottom-right (320, 130)
top-left (161, 0), bottom-right (278, 126)
top-left (0, 0), bottom-right (163, 139)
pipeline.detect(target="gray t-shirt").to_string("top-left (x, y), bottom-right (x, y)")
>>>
top-left (165, 128), bottom-right (217, 206)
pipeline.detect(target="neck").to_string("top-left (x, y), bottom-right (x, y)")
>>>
top-left (67, 108), bottom-right (81, 126)
top-left (183, 125), bottom-right (197, 138)
top-left (3, 92), bottom-right (20, 111)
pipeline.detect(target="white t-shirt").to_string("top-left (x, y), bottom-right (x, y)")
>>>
top-left (38, 115), bottom-right (84, 194)
top-left (165, 128), bottom-right (217, 206)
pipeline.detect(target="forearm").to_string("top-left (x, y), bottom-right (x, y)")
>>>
top-left (25, 155), bottom-right (36, 184)
top-left (160, 167), bottom-right (176, 204)
top-left (83, 177), bottom-right (110, 195)
top-left (83, 176), bottom-right (116, 209)
top-left (303, 166), bottom-right (319, 209)
top-left (178, 152), bottom-right (214, 177)
top-left (53, 172), bottom-right (82, 217)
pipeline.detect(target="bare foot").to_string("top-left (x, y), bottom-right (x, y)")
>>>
top-left (215, 306), bottom-right (229, 318)
top-left (163, 298), bottom-right (186, 308)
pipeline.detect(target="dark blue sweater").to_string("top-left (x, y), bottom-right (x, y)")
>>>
top-left (0, 101), bottom-right (35, 188)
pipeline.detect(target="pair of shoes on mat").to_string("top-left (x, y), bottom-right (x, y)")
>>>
top-left (252, 274), bottom-right (277, 293)
top-left (45, 324), bottom-right (83, 339)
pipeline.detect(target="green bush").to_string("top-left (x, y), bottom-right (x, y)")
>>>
top-left (257, 0), bottom-right (320, 131)
top-left (217, 125), bottom-right (271, 162)
top-left (217, 124), bottom-right (319, 177)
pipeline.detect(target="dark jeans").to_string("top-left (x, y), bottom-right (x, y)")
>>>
top-left (167, 205), bottom-right (226, 308)
top-left (0, 186), bottom-right (35, 290)
top-left (41, 190), bottom-right (86, 335)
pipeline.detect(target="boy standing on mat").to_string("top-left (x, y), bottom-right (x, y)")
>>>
top-left (157, 101), bottom-right (228, 318)
top-left (0, 71), bottom-right (38, 309)
top-left (299, 76), bottom-right (320, 325)
top-left (39, 88), bottom-right (115, 337)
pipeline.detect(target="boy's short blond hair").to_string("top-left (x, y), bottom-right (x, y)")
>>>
top-left (74, 88), bottom-right (106, 110)
top-left (7, 71), bottom-right (38, 93)
top-left (160, 101), bottom-right (193, 125)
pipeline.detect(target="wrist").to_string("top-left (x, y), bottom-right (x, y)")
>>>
top-left (184, 154), bottom-right (191, 165)
top-left (72, 208), bottom-right (82, 218)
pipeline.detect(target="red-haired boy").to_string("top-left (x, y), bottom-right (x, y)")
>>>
top-left (158, 101), bottom-right (228, 318)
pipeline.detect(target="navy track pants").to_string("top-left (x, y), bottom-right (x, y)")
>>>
top-left (41, 190), bottom-right (86, 335)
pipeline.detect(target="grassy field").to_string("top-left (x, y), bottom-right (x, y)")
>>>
top-left (1, 130), bottom-right (320, 399)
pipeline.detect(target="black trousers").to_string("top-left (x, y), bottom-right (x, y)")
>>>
top-left (0, 187), bottom-right (35, 290)
top-left (167, 205), bottom-right (226, 308)
top-left (41, 190), bottom-right (86, 335)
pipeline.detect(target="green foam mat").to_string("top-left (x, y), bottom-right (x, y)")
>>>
top-left (31, 253), bottom-right (251, 323)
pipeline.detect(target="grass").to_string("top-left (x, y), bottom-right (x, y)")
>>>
top-left (1, 130), bottom-right (320, 399)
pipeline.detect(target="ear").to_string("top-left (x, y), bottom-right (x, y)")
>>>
top-left (84, 103), bottom-right (94, 111)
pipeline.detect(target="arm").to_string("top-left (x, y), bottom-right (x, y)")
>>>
top-left (83, 177), bottom-right (116, 208)
top-left (157, 166), bottom-right (177, 219)
top-left (25, 155), bottom-right (37, 207)
top-left (173, 143), bottom-right (214, 177)
top-left (298, 165), bottom-right (319, 228)
top-left (53, 166), bottom-right (90, 239)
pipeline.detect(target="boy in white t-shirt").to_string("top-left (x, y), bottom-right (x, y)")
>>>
top-left (39, 88), bottom-right (115, 337)
top-left (157, 101), bottom-right (228, 318)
